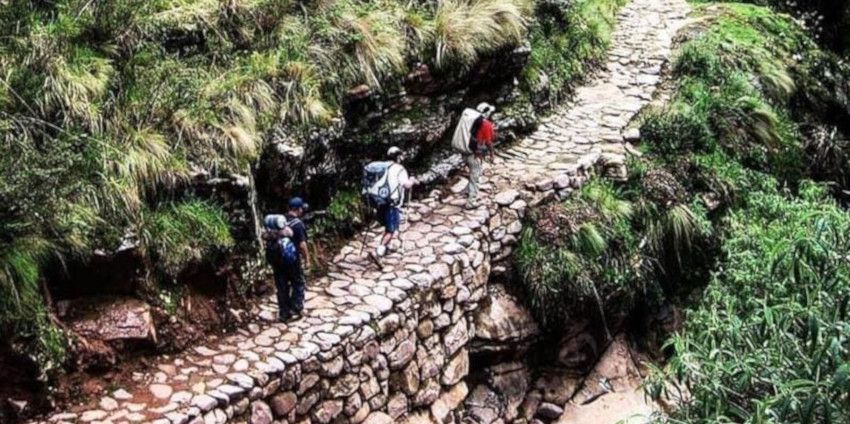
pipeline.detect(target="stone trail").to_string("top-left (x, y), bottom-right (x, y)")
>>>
top-left (38, 0), bottom-right (689, 422)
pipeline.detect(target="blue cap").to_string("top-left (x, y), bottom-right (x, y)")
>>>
top-left (288, 197), bottom-right (307, 210)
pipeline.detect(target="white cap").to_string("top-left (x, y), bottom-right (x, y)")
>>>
top-left (476, 102), bottom-right (495, 117)
top-left (387, 146), bottom-right (403, 158)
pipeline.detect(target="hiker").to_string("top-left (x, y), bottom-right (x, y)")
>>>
top-left (262, 197), bottom-right (310, 321)
top-left (451, 102), bottom-right (497, 209)
top-left (362, 146), bottom-right (418, 264)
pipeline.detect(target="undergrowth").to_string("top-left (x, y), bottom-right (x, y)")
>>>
top-left (631, 4), bottom-right (850, 422)
top-left (0, 0), bottom-right (541, 371)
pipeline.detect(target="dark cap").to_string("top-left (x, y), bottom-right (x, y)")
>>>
top-left (288, 197), bottom-right (308, 210)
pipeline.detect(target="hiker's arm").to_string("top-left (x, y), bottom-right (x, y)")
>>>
top-left (300, 241), bottom-right (310, 268)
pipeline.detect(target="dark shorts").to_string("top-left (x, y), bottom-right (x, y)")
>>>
top-left (378, 205), bottom-right (401, 233)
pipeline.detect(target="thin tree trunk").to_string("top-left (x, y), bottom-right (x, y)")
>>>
top-left (247, 166), bottom-right (264, 256)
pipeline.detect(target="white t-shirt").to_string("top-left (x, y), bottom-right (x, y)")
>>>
top-left (386, 163), bottom-right (411, 206)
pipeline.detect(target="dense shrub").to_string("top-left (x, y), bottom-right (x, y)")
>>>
top-left (639, 4), bottom-right (850, 422)
top-left (648, 182), bottom-right (850, 423)
top-left (142, 201), bottom-right (234, 277)
top-left (514, 173), bottom-right (714, 331)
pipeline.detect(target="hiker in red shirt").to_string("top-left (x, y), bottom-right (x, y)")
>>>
top-left (466, 102), bottom-right (496, 209)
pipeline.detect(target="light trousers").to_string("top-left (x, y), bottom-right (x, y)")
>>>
top-left (466, 154), bottom-right (481, 202)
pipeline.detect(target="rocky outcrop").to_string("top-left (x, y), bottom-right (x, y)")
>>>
top-left (33, 0), bottom-right (689, 422)
top-left (56, 297), bottom-right (157, 366)
top-left (471, 285), bottom-right (539, 353)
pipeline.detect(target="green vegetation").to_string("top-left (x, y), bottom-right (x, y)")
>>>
top-left (515, 174), bottom-right (713, 331)
top-left (0, 0), bottom-right (548, 371)
top-left (516, 4), bottom-right (850, 421)
top-left (648, 183), bottom-right (850, 423)
top-left (524, 0), bottom-right (628, 101)
top-left (627, 4), bottom-right (850, 422)
top-left (143, 200), bottom-right (234, 277)
top-left (310, 189), bottom-right (364, 236)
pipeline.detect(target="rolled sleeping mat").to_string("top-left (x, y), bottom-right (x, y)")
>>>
top-left (263, 214), bottom-right (287, 230)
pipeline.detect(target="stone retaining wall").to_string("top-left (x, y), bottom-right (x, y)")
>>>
top-left (38, 0), bottom-right (689, 422)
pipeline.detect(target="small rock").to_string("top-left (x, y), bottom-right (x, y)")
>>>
top-left (99, 397), bottom-right (119, 411)
top-left (79, 410), bottom-right (107, 422)
top-left (623, 128), bottom-right (640, 142)
top-left (112, 389), bottom-right (133, 400)
top-left (149, 384), bottom-right (173, 400)
top-left (362, 412), bottom-right (394, 424)
top-left (192, 394), bottom-right (219, 412)
top-left (363, 295), bottom-right (393, 313)
top-left (494, 190), bottom-right (519, 206)
top-left (271, 392), bottom-right (298, 416)
top-left (312, 400), bottom-right (344, 424)
top-left (250, 400), bottom-right (273, 424)
top-left (536, 402), bottom-right (565, 420)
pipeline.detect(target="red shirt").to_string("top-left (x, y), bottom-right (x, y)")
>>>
top-left (475, 119), bottom-right (495, 148)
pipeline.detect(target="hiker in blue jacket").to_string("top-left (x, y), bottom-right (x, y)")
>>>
top-left (264, 197), bottom-right (310, 321)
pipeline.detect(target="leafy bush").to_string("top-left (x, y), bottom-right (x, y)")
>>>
top-left (639, 5), bottom-right (850, 422)
top-left (641, 106), bottom-right (713, 155)
top-left (648, 183), bottom-right (850, 423)
top-left (310, 189), bottom-right (365, 236)
top-left (515, 180), bottom-right (680, 330)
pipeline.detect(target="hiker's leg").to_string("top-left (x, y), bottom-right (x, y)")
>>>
top-left (466, 154), bottom-right (480, 202)
top-left (273, 267), bottom-right (290, 318)
top-left (288, 263), bottom-right (305, 314)
top-left (377, 207), bottom-right (399, 256)
top-left (376, 205), bottom-right (389, 256)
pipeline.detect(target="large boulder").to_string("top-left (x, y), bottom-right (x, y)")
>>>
top-left (58, 297), bottom-right (157, 344)
top-left (556, 318), bottom-right (610, 372)
top-left (472, 285), bottom-right (539, 352)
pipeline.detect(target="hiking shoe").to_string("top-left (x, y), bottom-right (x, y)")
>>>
top-left (288, 311), bottom-right (303, 322)
top-left (278, 313), bottom-right (291, 322)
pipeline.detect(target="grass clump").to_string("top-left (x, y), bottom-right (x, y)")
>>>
top-left (640, 4), bottom-right (807, 189)
top-left (143, 200), bottom-right (234, 277)
top-left (647, 183), bottom-right (850, 423)
top-left (433, 0), bottom-right (532, 71)
top-left (514, 177), bottom-right (712, 331)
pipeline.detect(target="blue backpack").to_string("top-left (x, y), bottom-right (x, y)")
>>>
top-left (362, 161), bottom-right (396, 208)
top-left (263, 215), bottom-right (299, 267)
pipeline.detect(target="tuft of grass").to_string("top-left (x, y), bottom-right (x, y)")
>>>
top-left (142, 200), bottom-right (234, 276)
top-left (335, 8), bottom-right (407, 88)
top-left (433, 0), bottom-right (532, 70)
top-left (515, 179), bottom-right (646, 331)
top-left (650, 184), bottom-right (850, 424)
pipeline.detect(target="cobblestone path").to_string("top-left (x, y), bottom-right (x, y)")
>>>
top-left (40, 0), bottom-right (690, 422)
